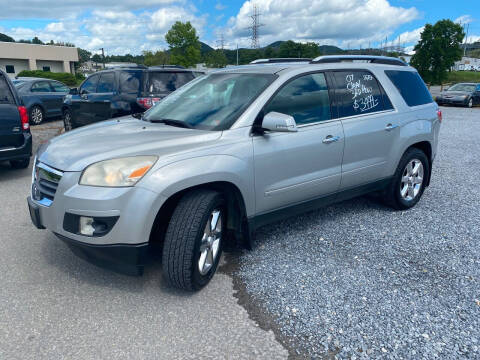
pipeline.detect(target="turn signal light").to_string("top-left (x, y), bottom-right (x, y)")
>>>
top-left (18, 106), bottom-right (30, 130)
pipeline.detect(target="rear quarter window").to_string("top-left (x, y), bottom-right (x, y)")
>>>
top-left (385, 70), bottom-right (433, 107)
top-left (0, 75), bottom-right (14, 104)
top-left (146, 71), bottom-right (195, 94)
top-left (119, 71), bottom-right (141, 94)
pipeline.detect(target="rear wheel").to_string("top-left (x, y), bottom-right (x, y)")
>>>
top-left (10, 158), bottom-right (30, 169)
top-left (30, 105), bottom-right (44, 125)
top-left (63, 109), bottom-right (73, 131)
top-left (162, 189), bottom-right (225, 291)
top-left (382, 148), bottom-right (429, 210)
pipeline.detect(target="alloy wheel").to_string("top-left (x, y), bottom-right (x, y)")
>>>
top-left (198, 209), bottom-right (222, 275)
top-left (400, 159), bottom-right (424, 201)
top-left (64, 111), bottom-right (72, 131)
top-left (31, 106), bottom-right (43, 125)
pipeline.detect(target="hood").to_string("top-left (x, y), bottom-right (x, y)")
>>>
top-left (37, 117), bottom-right (221, 171)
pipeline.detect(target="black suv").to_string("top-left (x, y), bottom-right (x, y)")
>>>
top-left (0, 69), bottom-right (32, 169)
top-left (62, 66), bottom-right (202, 130)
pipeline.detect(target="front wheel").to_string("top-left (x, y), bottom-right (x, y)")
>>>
top-left (467, 98), bottom-right (473, 108)
top-left (162, 190), bottom-right (225, 291)
top-left (382, 148), bottom-right (430, 210)
top-left (63, 109), bottom-right (73, 131)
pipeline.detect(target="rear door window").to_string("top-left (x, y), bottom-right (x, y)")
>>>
top-left (0, 75), bottom-right (14, 104)
top-left (264, 72), bottom-right (331, 125)
top-left (146, 71), bottom-right (195, 94)
top-left (96, 72), bottom-right (115, 93)
top-left (332, 71), bottom-right (387, 118)
top-left (31, 81), bottom-right (52, 93)
top-left (385, 70), bottom-right (433, 107)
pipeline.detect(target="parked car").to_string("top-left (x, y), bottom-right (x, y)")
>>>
top-left (0, 70), bottom-right (32, 169)
top-left (28, 56), bottom-right (441, 291)
top-left (62, 66), bottom-right (202, 131)
top-left (13, 77), bottom-right (70, 125)
top-left (435, 82), bottom-right (480, 108)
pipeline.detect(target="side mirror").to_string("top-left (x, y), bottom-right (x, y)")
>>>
top-left (261, 112), bottom-right (297, 133)
top-left (69, 87), bottom-right (78, 95)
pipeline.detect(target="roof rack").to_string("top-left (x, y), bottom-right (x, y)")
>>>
top-left (149, 65), bottom-right (186, 69)
top-left (250, 58), bottom-right (312, 64)
top-left (310, 55), bottom-right (407, 66)
top-left (104, 64), bottom-right (147, 69)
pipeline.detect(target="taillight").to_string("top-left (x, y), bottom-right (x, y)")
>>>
top-left (18, 106), bottom-right (29, 130)
top-left (437, 109), bottom-right (442, 123)
top-left (136, 97), bottom-right (161, 110)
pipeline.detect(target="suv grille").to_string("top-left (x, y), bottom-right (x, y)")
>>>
top-left (32, 162), bottom-right (63, 205)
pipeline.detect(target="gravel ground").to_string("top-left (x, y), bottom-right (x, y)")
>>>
top-left (234, 106), bottom-right (480, 359)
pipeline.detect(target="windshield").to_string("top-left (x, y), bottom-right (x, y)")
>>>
top-left (143, 73), bottom-right (276, 131)
top-left (448, 83), bottom-right (476, 92)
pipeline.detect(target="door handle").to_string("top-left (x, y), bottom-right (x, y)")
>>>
top-left (81, 94), bottom-right (88, 100)
top-left (322, 135), bottom-right (340, 144)
top-left (385, 123), bottom-right (399, 131)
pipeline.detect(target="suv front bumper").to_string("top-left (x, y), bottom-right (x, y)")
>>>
top-left (27, 170), bottom-right (165, 275)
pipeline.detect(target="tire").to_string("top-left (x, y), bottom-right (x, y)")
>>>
top-left (382, 148), bottom-right (430, 210)
top-left (10, 158), bottom-right (30, 169)
top-left (29, 105), bottom-right (44, 125)
top-left (467, 98), bottom-right (473, 108)
top-left (162, 189), bottom-right (225, 291)
top-left (63, 109), bottom-right (73, 131)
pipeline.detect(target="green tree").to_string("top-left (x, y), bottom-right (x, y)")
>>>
top-left (0, 33), bottom-right (15, 42)
top-left (77, 48), bottom-right (92, 64)
top-left (91, 54), bottom-right (103, 64)
top-left (143, 50), bottom-right (170, 66)
top-left (410, 19), bottom-right (464, 84)
top-left (31, 36), bottom-right (43, 45)
top-left (165, 21), bottom-right (201, 68)
top-left (205, 49), bottom-right (228, 68)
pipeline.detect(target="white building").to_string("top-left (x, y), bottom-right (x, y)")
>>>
top-left (453, 57), bottom-right (480, 71)
top-left (0, 42), bottom-right (78, 78)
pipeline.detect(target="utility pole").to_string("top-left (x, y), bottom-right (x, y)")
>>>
top-left (236, 43), bottom-right (239, 65)
top-left (99, 48), bottom-right (105, 69)
top-left (247, 3), bottom-right (264, 49)
top-left (464, 23), bottom-right (469, 56)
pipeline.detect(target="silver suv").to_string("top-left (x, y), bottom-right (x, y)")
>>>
top-left (27, 56), bottom-right (442, 291)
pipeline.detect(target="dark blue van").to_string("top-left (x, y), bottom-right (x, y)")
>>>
top-left (0, 69), bottom-right (32, 169)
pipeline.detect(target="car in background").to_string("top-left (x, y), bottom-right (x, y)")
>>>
top-left (62, 66), bottom-right (203, 131)
top-left (0, 69), bottom-right (32, 169)
top-left (435, 82), bottom-right (480, 108)
top-left (12, 77), bottom-right (70, 125)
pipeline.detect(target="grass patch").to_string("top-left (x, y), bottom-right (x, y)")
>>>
top-left (445, 71), bottom-right (480, 84)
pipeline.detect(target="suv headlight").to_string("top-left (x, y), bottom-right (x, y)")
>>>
top-left (80, 156), bottom-right (158, 187)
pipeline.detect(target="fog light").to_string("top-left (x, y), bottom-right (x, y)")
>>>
top-left (79, 216), bottom-right (95, 236)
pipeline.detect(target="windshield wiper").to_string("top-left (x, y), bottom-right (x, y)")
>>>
top-left (148, 118), bottom-right (194, 129)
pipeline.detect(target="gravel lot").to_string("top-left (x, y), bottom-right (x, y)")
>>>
top-left (234, 106), bottom-right (480, 358)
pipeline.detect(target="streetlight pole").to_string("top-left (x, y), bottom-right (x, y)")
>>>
top-left (99, 48), bottom-right (105, 69)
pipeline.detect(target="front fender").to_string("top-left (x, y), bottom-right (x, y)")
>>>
top-left (139, 154), bottom-right (255, 216)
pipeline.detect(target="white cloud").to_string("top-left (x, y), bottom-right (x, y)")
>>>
top-left (455, 15), bottom-right (474, 25)
top-left (391, 26), bottom-right (424, 47)
top-left (2, 5), bottom-right (206, 55)
top-left (0, 0), bottom-right (182, 18)
top-left (226, 0), bottom-right (419, 48)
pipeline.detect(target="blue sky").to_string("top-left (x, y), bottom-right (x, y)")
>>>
top-left (0, 0), bottom-right (478, 55)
